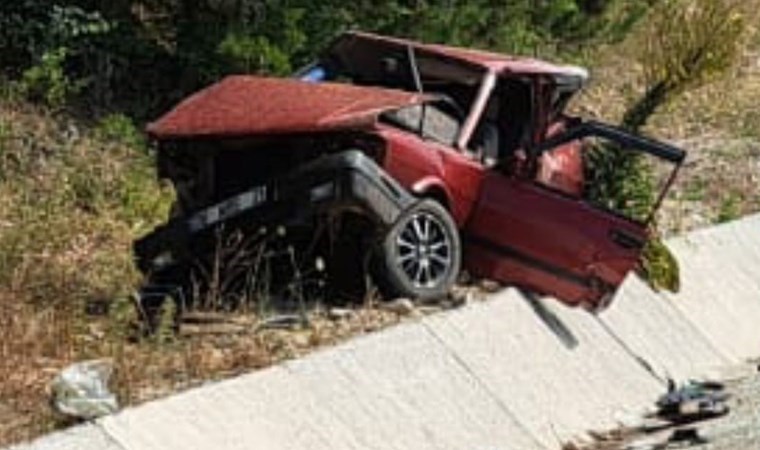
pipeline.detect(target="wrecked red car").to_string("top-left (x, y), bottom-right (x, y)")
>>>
top-left (135, 31), bottom-right (684, 312)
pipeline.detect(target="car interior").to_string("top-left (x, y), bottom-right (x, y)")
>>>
top-left (300, 35), bottom-right (487, 145)
top-left (300, 34), bottom-right (537, 170)
top-left (470, 78), bottom-right (533, 167)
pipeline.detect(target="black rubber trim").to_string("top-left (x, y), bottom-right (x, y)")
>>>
top-left (609, 228), bottom-right (646, 250)
top-left (284, 150), bottom-right (415, 225)
top-left (533, 120), bottom-right (686, 164)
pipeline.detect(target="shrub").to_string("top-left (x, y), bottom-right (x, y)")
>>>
top-left (217, 32), bottom-right (292, 75)
top-left (587, 0), bottom-right (752, 293)
top-left (641, 238), bottom-right (680, 293)
top-left (625, 0), bottom-right (747, 130)
top-left (717, 192), bottom-right (742, 223)
top-left (16, 47), bottom-right (81, 108)
top-left (95, 114), bottom-right (145, 150)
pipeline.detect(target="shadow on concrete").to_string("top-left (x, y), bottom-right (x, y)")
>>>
top-left (521, 290), bottom-right (579, 349)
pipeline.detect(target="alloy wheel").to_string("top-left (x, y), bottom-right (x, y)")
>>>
top-left (395, 211), bottom-right (453, 288)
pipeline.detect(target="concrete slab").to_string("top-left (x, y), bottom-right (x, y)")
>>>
top-left (285, 321), bottom-right (542, 450)
top-left (102, 366), bottom-right (349, 450)
top-left (600, 276), bottom-right (730, 382)
top-left (424, 291), bottom-right (663, 448)
top-left (6, 424), bottom-right (121, 450)
top-left (99, 322), bottom-right (541, 450)
top-left (664, 215), bottom-right (760, 363)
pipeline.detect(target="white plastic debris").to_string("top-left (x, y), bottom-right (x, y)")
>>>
top-left (51, 359), bottom-right (118, 419)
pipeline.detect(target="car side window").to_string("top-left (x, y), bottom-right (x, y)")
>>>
top-left (383, 102), bottom-right (462, 147)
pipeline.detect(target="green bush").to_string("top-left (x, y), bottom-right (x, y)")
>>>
top-left (641, 238), bottom-right (680, 293)
top-left (217, 32), bottom-right (292, 75)
top-left (1, 1), bottom-right (657, 115)
top-left (0, 114), bottom-right (172, 296)
top-left (95, 114), bottom-right (145, 150)
top-left (590, 0), bottom-right (752, 293)
top-left (16, 47), bottom-right (81, 108)
top-left (717, 192), bottom-right (742, 223)
top-left (584, 142), bottom-right (655, 222)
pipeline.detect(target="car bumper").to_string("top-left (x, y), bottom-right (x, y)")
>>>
top-left (134, 150), bottom-right (414, 273)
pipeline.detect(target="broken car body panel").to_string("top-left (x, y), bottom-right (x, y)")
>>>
top-left (320, 31), bottom-right (589, 82)
top-left (147, 76), bottom-right (429, 139)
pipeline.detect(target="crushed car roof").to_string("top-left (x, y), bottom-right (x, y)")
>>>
top-left (336, 31), bottom-right (589, 80)
top-left (147, 76), bottom-right (428, 140)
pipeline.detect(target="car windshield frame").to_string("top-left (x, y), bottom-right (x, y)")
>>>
top-left (295, 55), bottom-right (498, 156)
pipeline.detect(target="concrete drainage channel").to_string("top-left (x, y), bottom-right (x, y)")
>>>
top-left (10, 214), bottom-right (760, 450)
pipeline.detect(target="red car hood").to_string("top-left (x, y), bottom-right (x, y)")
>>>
top-left (147, 76), bottom-right (428, 139)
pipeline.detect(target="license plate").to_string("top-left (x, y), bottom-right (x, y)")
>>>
top-left (188, 184), bottom-right (268, 232)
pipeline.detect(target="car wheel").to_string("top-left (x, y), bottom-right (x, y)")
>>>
top-left (373, 199), bottom-right (461, 301)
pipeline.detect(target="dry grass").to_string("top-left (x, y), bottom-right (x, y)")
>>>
top-left (0, 101), bottom-right (172, 444)
top-left (646, 43), bottom-right (760, 233)
top-left (0, 102), bottom-right (300, 444)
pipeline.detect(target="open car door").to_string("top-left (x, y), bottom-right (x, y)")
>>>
top-left (464, 121), bottom-right (685, 310)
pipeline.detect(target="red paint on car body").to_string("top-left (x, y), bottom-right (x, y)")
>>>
top-left (347, 31), bottom-right (588, 78)
top-left (376, 125), bottom-right (484, 227)
top-left (537, 120), bottom-right (584, 195)
top-left (148, 76), bottom-right (428, 140)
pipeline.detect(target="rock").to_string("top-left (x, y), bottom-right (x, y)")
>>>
top-left (478, 279), bottom-right (501, 293)
top-left (204, 347), bottom-right (226, 369)
top-left (449, 287), bottom-right (472, 307)
top-left (457, 271), bottom-right (472, 284)
top-left (623, 437), bottom-right (663, 450)
top-left (417, 305), bottom-right (444, 315)
top-left (381, 298), bottom-right (417, 316)
top-left (87, 323), bottom-right (106, 340)
top-left (290, 331), bottom-right (312, 348)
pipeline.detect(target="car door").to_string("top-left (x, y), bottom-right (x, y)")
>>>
top-left (464, 121), bottom-right (685, 309)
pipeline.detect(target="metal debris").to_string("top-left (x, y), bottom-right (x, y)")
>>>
top-left (255, 314), bottom-right (306, 331)
top-left (653, 380), bottom-right (730, 424)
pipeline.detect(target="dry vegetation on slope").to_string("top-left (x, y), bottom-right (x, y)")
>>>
top-left (0, 103), bottom-right (170, 442)
top-left (0, 105), bottom-right (480, 444)
top-left (575, 23), bottom-right (760, 234)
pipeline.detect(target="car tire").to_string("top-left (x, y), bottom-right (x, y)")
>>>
top-left (373, 199), bottom-right (461, 301)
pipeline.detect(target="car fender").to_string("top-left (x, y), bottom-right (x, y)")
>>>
top-left (411, 177), bottom-right (455, 212)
